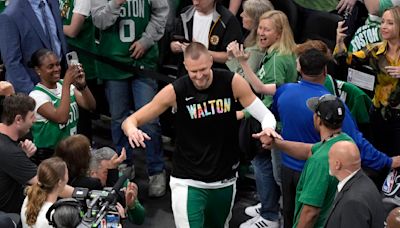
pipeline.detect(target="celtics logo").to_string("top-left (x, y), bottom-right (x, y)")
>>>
top-left (59, 0), bottom-right (70, 18)
top-left (210, 35), bottom-right (219, 46)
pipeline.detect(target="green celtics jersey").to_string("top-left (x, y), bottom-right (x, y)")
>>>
top-left (96, 0), bottom-right (159, 80)
top-left (348, 15), bottom-right (381, 53)
top-left (31, 82), bottom-right (79, 149)
top-left (0, 0), bottom-right (6, 13)
top-left (60, 0), bottom-right (97, 79)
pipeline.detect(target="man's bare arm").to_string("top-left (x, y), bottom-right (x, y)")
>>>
top-left (297, 204), bottom-right (321, 228)
top-left (122, 84), bottom-right (176, 148)
top-left (273, 139), bottom-right (313, 160)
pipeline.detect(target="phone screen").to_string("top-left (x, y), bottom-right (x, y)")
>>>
top-left (99, 213), bottom-right (120, 228)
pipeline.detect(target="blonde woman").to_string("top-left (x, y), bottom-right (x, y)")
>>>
top-left (20, 157), bottom-right (68, 228)
top-left (335, 6), bottom-right (400, 158)
top-left (229, 10), bottom-right (297, 98)
top-left (226, 0), bottom-right (274, 74)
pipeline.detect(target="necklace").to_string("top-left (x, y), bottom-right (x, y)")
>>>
top-left (321, 131), bottom-right (341, 144)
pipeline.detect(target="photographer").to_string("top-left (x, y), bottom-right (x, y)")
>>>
top-left (50, 181), bottom-right (145, 227)
top-left (28, 49), bottom-right (96, 164)
top-left (20, 157), bottom-right (68, 228)
top-left (89, 147), bottom-right (128, 187)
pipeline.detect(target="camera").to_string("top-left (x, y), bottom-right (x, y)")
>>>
top-left (48, 168), bottom-right (131, 228)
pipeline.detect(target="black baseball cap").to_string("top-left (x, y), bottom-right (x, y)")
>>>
top-left (306, 94), bottom-right (345, 125)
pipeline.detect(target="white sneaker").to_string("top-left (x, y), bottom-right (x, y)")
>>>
top-left (240, 216), bottom-right (279, 228)
top-left (244, 203), bottom-right (261, 217)
top-left (239, 216), bottom-right (260, 228)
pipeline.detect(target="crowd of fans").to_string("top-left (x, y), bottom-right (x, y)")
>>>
top-left (0, 0), bottom-right (400, 227)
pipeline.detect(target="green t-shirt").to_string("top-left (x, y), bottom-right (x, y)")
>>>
top-left (293, 133), bottom-right (354, 228)
top-left (324, 75), bottom-right (372, 124)
top-left (60, 0), bottom-right (98, 79)
top-left (96, 0), bottom-right (159, 80)
top-left (294, 0), bottom-right (338, 12)
top-left (255, 49), bottom-right (297, 108)
top-left (31, 82), bottom-right (79, 149)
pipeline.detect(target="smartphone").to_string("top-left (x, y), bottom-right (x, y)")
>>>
top-left (172, 35), bottom-right (190, 43)
top-left (342, 11), bottom-right (350, 30)
top-left (66, 51), bottom-right (80, 65)
top-left (102, 212), bottom-right (120, 228)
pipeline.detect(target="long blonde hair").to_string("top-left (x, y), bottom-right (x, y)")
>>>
top-left (383, 6), bottom-right (400, 39)
top-left (259, 10), bottom-right (296, 55)
top-left (243, 0), bottom-right (274, 47)
top-left (25, 157), bottom-right (67, 226)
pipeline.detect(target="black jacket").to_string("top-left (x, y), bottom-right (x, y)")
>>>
top-left (325, 170), bottom-right (384, 228)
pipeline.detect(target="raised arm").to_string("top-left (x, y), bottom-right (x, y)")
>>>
top-left (122, 84), bottom-right (176, 148)
top-left (229, 41), bottom-right (276, 95)
top-left (35, 66), bottom-right (80, 124)
top-left (90, 0), bottom-right (125, 30)
top-left (228, 0), bottom-right (242, 15)
top-left (364, 0), bottom-right (380, 16)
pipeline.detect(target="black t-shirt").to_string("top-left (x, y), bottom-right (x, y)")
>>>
top-left (0, 133), bottom-right (37, 213)
top-left (172, 69), bottom-right (239, 182)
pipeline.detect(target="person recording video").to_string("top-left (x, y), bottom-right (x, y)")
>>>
top-left (48, 180), bottom-right (145, 227)
top-left (28, 48), bottom-right (96, 164)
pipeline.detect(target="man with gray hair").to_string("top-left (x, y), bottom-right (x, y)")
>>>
top-left (89, 147), bottom-right (122, 187)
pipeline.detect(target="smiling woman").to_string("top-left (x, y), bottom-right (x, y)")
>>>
top-left (27, 49), bottom-right (96, 164)
top-left (226, 9), bottom-right (298, 228)
top-left (334, 6), bottom-right (400, 158)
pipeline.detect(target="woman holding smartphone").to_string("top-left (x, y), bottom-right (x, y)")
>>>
top-left (335, 6), bottom-right (400, 158)
top-left (28, 48), bottom-right (96, 164)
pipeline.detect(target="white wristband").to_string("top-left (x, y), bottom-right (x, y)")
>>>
top-left (245, 97), bottom-right (276, 130)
